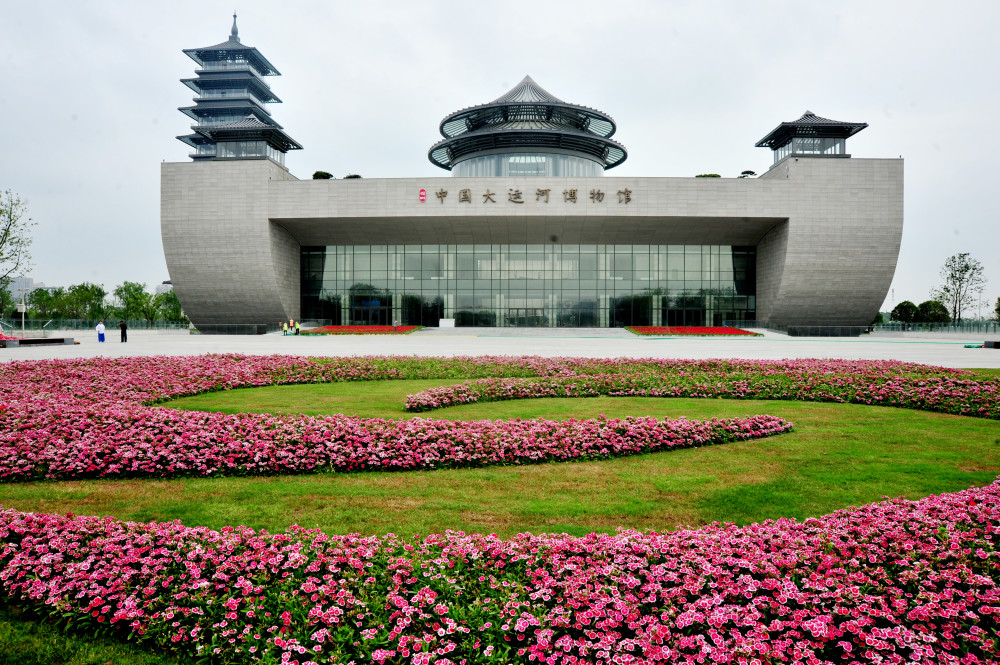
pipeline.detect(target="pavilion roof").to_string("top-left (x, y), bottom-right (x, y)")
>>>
top-left (756, 110), bottom-right (868, 149)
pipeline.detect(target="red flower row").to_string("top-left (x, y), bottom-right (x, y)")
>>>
top-left (628, 326), bottom-right (760, 335)
top-left (302, 325), bottom-right (419, 335)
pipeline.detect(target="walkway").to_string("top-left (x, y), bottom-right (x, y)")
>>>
top-left (2, 327), bottom-right (998, 368)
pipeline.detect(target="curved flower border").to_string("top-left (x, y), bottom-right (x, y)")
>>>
top-left (404, 364), bottom-right (1000, 418)
top-left (0, 355), bottom-right (796, 482)
top-left (2, 481), bottom-right (998, 664)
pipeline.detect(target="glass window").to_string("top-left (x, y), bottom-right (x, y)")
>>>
top-left (300, 244), bottom-right (756, 328)
top-left (352, 254), bottom-right (370, 272)
top-left (450, 153), bottom-right (604, 177)
top-left (404, 255), bottom-right (421, 278)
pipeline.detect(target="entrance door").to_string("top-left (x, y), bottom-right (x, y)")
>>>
top-left (506, 308), bottom-right (545, 326)
top-left (350, 297), bottom-right (392, 325)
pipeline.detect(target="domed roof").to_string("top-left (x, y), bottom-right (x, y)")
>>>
top-left (488, 75), bottom-right (563, 103)
top-left (429, 76), bottom-right (627, 171)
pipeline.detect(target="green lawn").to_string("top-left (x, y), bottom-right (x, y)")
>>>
top-left (2, 379), bottom-right (997, 538)
top-left (0, 605), bottom-right (178, 665)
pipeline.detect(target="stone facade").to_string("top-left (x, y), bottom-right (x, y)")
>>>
top-left (161, 155), bottom-right (903, 327)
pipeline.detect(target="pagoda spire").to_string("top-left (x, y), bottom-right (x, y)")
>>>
top-left (230, 13), bottom-right (240, 42)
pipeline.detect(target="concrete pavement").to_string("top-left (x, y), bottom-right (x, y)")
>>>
top-left (2, 327), bottom-right (998, 368)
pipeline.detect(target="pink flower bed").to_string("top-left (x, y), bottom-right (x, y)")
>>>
top-left (0, 356), bottom-right (791, 481)
top-left (2, 480), bottom-right (998, 664)
top-left (404, 361), bottom-right (1000, 418)
top-left (1, 355), bottom-right (1000, 662)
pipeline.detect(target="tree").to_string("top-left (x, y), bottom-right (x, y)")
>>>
top-left (343, 174), bottom-right (362, 179)
top-left (312, 171), bottom-right (333, 180)
top-left (995, 297), bottom-right (1000, 322)
top-left (931, 253), bottom-right (986, 323)
top-left (917, 299), bottom-right (950, 323)
top-left (63, 283), bottom-right (106, 319)
top-left (113, 281), bottom-right (153, 321)
top-left (695, 174), bottom-right (721, 178)
top-left (738, 170), bottom-right (757, 178)
top-left (872, 312), bottom-right (884, 324)
top-left (155, 290), bottom-right (188, 323)
top-left (890, 300), bottom-right (918, 323)
top-left (137, 294), bottom-right (161, 324)
top-left (0, 284), bottom-right (13, 319)
top-left (0, 189), bottom-right (36, 284)
top-left (27, 287), bottom-right (61, 318)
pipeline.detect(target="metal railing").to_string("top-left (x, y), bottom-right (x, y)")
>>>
top-left (874, 321), bottom-right (1000, 334)
top-left (1, 319), bottom-right (342, 337)
top-left (1, 319), bottom-right (190, 336)
top-left (725, 319), bottom-right (1000, 338)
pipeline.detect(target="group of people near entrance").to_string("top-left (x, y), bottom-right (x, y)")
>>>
top-left (282, 320), bottom-right (300, 335)
top-left (95, 320), bottom-right (127, 343)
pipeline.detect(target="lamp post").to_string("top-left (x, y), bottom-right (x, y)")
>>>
top-left (16, 297), bottom-right (25, 335)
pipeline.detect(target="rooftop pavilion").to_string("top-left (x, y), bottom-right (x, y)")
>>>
top-left (756, 110), bottom-right (868, 166)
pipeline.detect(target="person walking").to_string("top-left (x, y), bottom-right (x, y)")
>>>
top-left (282, 321), bottom-right (288, 335)
top-left (96, 321), bottom-right (106, 343)
top-left (119, 320), bottom-right (128, 343)
top-left (294, 320), bottom-right (300, 335)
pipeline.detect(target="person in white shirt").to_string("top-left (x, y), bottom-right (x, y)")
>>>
top-left (96, 321), bottom-right (106, 343)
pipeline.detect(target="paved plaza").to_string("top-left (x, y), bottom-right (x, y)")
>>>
top-left (2, 327), bottom-right (999, 368)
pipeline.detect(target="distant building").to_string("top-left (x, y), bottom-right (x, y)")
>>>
top-left (7, 277), bottom-right (40, 301)
top-left (162, 19), bottom-right (903, 333)
top-left (154, 281), bottom-right (174, 295)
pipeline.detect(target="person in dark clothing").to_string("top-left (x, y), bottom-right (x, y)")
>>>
top-left (119, 320), bottom-right (127, 343)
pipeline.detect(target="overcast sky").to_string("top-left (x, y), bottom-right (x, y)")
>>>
top-left (1, 0), bottom-right (997, 313)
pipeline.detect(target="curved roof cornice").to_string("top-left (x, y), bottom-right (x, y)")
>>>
top-left (438, 76), bottom-right (619, 139)
top-left (428, 128), bottom-right (628, 171)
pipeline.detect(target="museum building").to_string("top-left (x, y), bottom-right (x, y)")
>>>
top-left (161, 19), bottom-right (903, 331)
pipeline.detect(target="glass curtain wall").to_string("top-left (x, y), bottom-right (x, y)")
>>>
top-left (451, 153), bottom-right (604, 177)
top-left (215, 140), bottom-right (285, 164)
top-left (301, 244), bottom-right (755, 327)
top-left (773, 137), bottom-right (846, 164)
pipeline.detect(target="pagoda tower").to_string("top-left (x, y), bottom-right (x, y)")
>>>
top-left (428, 75), bottom-right (627, 176)
top-left (177, 14), bottom-right (300, 164)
